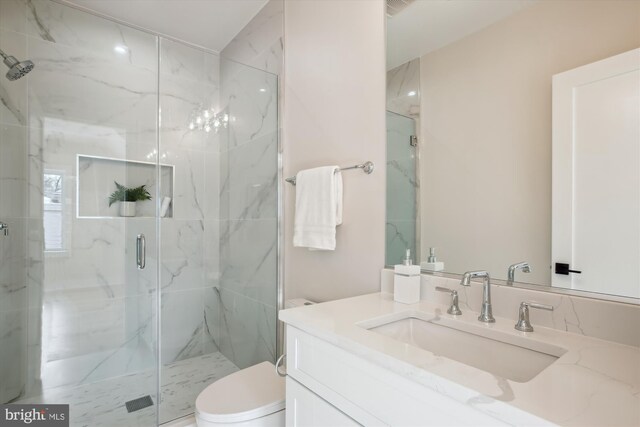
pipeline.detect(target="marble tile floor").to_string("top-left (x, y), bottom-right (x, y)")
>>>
top-left (15, 352), bottom-right (238, 427)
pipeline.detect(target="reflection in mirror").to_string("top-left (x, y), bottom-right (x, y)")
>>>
top-left (385, 0), bottom-right (639, 300)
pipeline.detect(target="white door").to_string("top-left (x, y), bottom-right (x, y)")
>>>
top-left (552, 48), bottom-right (640, 298)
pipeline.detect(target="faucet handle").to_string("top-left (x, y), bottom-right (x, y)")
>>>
top-left (435, 287), bottom-right (462, 315)
top-left (514, 301), bottom-right (553, 332)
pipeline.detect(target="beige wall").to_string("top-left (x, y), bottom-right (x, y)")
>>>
top-left (283, 0), bottom-right (387, 302)
top-left (420, 0), bottom-right (639, 284)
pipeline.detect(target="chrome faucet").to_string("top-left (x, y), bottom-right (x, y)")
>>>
top-left (514, 301), bottom-right (553, 332)
top-left (507, 261), bottom-right (531, 285)
top-left (460, 270), bottom-right (495, 323)
top-left (435, 286), bottom-right (462, 315)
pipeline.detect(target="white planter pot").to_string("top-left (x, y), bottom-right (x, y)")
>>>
top-left (119, 201), bottom-right (136, 217)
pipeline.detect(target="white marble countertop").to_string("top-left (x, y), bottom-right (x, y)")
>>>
top-left (279, 292), bottom-right (640, 427)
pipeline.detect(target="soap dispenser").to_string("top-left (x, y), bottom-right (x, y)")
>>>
top-left (421, 247), bottom-right (444, 272)
top-left (394, 249), bottom-right (421, 304)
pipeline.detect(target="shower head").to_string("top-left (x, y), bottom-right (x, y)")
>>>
top-left (0, 49), bottom-right (34, 81)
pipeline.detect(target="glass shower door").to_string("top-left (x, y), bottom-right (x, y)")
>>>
top-left (0, 1), bottom-right (159, 426)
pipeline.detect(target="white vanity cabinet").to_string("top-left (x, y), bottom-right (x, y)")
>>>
top-left (284, 325), bottom-right (510, 427)
top-left (286, 377), bottom-right (361, 426)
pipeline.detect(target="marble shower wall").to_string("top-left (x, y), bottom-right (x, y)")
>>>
top-left (386, 111), bottom-right (418, 266)
top-left (221, 0), bottom-right (283, 76)
top-left (386, 59), bottom-right (420, 266)
top-left (0, 118), bottom-right (28, 403)
top-left (216, 57), bottom-right (278, 370)
top-left (158, 38), bottom-right (222, 364)
top-left (386, 58), bottom-right (420, 119)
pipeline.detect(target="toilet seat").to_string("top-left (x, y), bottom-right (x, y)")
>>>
top-left (195, 361), bottom-right (285, 424)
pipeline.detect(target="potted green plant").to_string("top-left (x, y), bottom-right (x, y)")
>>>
top-left (108, 181), bottom-right (152, 217)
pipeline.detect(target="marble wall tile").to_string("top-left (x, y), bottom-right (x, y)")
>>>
top-left (204, 151), bottom-right (220, 220)
top-left (26, 0), bottom-right (157, 72)
top-left (37, 291), bottom-right (155, 389)
top-left (160, 288), bottom-right (205, 363)
top-left (162, 148), bottom-right (205, 220)
top-left (43, 218), bottom-right (126, 291)
top-left (386, 58), bottom-right (420, 118)
top-left (0, 309), bottom-right (27, 403)
top-left (0, 124), bottom-right (28, 218)
top-left (214, 287), bottom-right (276, 370)
top-left (26, 35), bottom-right (157, 133)
top-left (159, 41), bottom-right (220, 156)
top-left (159, 75), bottom-right (218, 138)
top-left (161, 38), bottom-right (207, 83)
top-left (386, 157), bottom-right (417, 221)
top-left (0, 0), bottom-right (27, 35)
top-left (221, 131), bottom-right (278, 221)
top-left (0, 217), bottom-right (27, 310)
top-left (203, 286), bottom-right (220, 355)
top-left (160, 219), bottom-right (204, 293)
top-left (220, 58), bottom-right (278, 150)
top-left (386, 221), bottom-right (417, 266)
top-left (43, 289), bottom-right (133, 361)
top-left (204, 50), bottom-right (221, 87)
top-left (203, 220), bottom-right (220, 285)
top-left (0, 29), bottom-right (28, 126)
top-left (221, 0), bottom-right (283, 76)
top-left (220, 219), bottom-right (277, 306)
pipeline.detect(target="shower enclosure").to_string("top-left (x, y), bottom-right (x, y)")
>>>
top-left (0, 1), bottom-right (279, 425)
top-left (385, 111), bottom-right (418, 266)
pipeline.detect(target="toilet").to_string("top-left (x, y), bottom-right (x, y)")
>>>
top-left (195, 361), bottom-right (285, 426)
top-left (195, 299), bottom-right (315, 426)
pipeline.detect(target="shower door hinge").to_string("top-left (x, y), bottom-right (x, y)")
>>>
top-left (410, 135), bottom-right (417, 147)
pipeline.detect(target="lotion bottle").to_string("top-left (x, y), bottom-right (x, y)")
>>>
top-left (394, 249), bottom-right (421, 304)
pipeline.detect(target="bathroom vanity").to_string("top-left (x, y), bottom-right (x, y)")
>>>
top-left (280, 278), bottom-right (640, 426)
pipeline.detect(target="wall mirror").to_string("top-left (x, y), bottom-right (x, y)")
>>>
top-left (385, 0), bottom-right (639, 301)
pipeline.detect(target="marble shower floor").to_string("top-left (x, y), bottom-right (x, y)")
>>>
top-left (16, 352), bottom-right (239, 427)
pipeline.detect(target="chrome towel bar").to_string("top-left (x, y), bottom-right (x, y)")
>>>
top-left (285, 161), bottom-right (374, 185)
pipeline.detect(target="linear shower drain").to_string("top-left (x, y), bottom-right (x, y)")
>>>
top-left (125, 395), bottom-right (154, 413)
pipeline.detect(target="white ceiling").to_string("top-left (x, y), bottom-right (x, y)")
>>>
top-left (387, 0), bottom-right (536, 69)
top-left (61, 0), bottom-right (269, 52)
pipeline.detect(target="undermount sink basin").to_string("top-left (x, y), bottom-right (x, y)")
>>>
top-left (365, 313), bottom-right (567, 383)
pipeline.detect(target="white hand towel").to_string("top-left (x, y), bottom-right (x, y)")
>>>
top-left (293, 166), bottom-right (343, 250)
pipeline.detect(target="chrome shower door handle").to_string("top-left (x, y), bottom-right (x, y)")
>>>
top-left (136, 234), bottom-right (146, 270)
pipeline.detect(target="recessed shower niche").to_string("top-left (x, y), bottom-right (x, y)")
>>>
top-left (77, 155), bottom-right (174, 218)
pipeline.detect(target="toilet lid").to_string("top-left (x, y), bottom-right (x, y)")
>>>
top-left (195, 361), bottom-right (286, 423)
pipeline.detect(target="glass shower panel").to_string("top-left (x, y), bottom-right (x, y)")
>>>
top-left (217, 58), bottom-right (279, 368)
top-left (0, 1), bottom-right (159, 426)
top-left (157, 42), bottom-right (279, 424)
top-left (386, 111), bottom-right (418, 266)
top-left (157, 38), bottom-right (237, 424)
